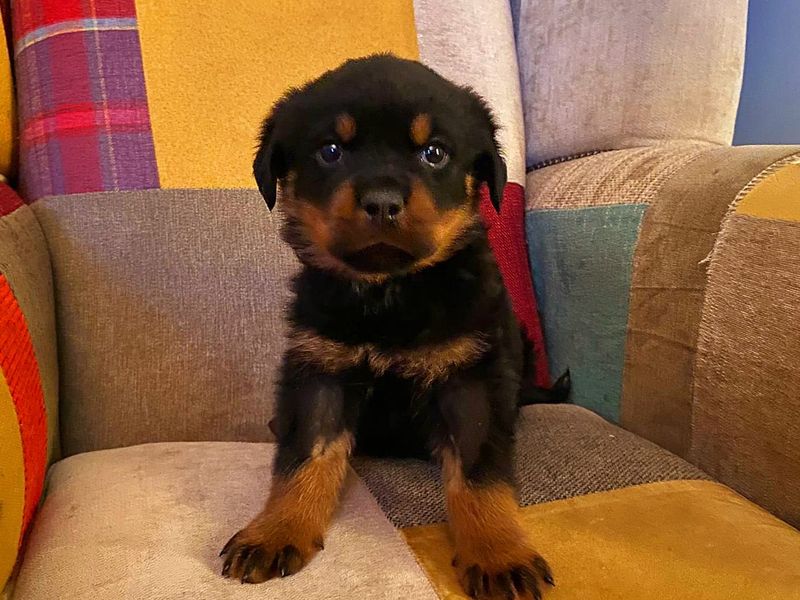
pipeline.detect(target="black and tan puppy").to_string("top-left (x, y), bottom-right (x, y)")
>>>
top-left (220, 54), bottom-right (560, 600)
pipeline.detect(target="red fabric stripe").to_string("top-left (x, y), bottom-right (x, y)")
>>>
top-left (0, 274), bottom-right (47, 545)
top-left (0, 183), bottom-right (23, 217)
top-left (12, 0), bottom-right (137, 42)
top-left (22, 104), bottom-right (153, 144)
top-left (480, 182), bottom-right (550, 387)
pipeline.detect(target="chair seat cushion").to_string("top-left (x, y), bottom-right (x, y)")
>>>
top-left (13, 406), bottom-right (800, 599)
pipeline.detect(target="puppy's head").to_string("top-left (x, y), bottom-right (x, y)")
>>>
top-left (254, 54), bottom-right (506, 281)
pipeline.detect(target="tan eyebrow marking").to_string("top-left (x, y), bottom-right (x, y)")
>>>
top-left (410, 113), bottom-right (432, 146)
top-left (335, 113), bottom-right (356, 142)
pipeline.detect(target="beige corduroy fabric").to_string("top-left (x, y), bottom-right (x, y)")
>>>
top-left (32, 190), bottom-right (299, 456)
top-left (525, 143), bottom-right (712, 210)
top-left (516, 0), bottom-right (748, 166)
top-left (692, 213), bottom-right (800, 528)
top-left (13, 442), bottom-right (438, 600)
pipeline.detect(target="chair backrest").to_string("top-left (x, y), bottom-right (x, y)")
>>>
top-left (11, 0), bottom-right (533, 456)
top-left (513, 0), bottom-right (748, 167)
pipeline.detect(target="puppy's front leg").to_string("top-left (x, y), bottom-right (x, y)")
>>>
top-left (438, 376), bottom-right (554, 600)
top-left (220, 371), bottom-right (353, 583)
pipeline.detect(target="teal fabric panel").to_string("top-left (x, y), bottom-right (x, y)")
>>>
top-left (525, 204), bottom-right (647, 421)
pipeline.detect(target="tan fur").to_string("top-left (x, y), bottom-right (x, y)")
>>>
top-left (288, 326), bottom-right (489, 385)
top-left (281, 176), bottom-right (477, 281)
top-left (410, 113), bottom-right (432, 146)
top-left (442, 449), bottom-right (543, 573)
top-left (224, 434), bottom-right (352, 582)
top-left (335, 113), bottom-right (356, 142)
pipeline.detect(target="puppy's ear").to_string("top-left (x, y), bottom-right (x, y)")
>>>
top-left (470, 95), bottom-right (507, 212)
top-left (253, 106), bottom-right (289, 211)
top-left (474, 141), bottom-right (507, 212)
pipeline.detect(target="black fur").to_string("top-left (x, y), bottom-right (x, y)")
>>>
top-left (256, 54), bottom-right (567, 482)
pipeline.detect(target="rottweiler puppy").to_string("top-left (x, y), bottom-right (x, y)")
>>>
top-left (220, 54), bottom-right (563, 600)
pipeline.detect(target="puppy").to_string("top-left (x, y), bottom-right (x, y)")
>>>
top-left (220, 54), bottom-right (558, 600)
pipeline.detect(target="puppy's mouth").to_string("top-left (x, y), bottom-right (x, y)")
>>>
top-left (341, 242), bottom-right (417, 273)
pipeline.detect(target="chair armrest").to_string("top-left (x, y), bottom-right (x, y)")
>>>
top-left (524, 142), bottom-right (800, 526)
top-left (0, 184), bottom-right (57, 591)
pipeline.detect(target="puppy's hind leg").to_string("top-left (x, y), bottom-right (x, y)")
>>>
top-left (220, 370), bottom-right (355, 584)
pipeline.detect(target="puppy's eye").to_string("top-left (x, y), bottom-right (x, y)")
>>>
top-left (419, 143), bottom-right (449, 168)
top-left (318, 143), bottom-right (343, 164)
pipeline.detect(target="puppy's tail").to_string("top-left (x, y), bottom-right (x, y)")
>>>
top-left (519, 369), bottom-right (571, 406)
top-left (518, 328), bottom-right (571, 406)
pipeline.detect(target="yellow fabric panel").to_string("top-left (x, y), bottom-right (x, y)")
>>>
top-left (736, 161), bottom-right (800, 222)
top-left (0, 22), bottom-right (16, 179)
top-left (134, 1), bottom-right (419, 190)
top-left (0, 372), bottom-right (24, 589)
top-left (402, 480), bottom-right (800, 600)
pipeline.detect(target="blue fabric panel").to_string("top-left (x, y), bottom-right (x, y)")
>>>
top-left (525, 204), bottom-right (647, 421)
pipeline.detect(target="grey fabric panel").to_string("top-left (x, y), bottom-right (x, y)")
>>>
top-left (14, 442), bottom-right (438, 600)
top-left (353, 404), bottom-right (709, 528)
top-left (0, 205), bottom-right (60, 462)
top-left (516, 0), bottom-right (747, 166)
top-left (32, 190), bottom-right (299, 456)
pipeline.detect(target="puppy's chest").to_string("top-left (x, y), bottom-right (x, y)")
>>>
top-left (286, 326), bottom-right (489, 387)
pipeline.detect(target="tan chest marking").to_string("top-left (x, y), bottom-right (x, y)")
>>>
top-left (287, 328), bottom-right (489, 386)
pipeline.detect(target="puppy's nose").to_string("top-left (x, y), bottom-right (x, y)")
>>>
top-left (359, 188), bottom-right (405, 222)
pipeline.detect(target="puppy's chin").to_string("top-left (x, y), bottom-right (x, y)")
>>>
top-left (340, 243), bottom-right (417, 274)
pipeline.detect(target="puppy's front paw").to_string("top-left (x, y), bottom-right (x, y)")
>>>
top-left (453, 550), bottom-right (554, 600)
top-left (219, 516), bottom-right (324, 584)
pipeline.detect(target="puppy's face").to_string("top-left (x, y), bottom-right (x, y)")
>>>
top-left (254, 54), bottom-right (506, 281)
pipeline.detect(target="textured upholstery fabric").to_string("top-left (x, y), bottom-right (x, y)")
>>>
top-left (525, 144), bottom-right (800, 526)
top-left (404, 480), bottom-right (800, 600)
top-left (515, 0), bottom-right (748, 166)
top-left (621, 146), bottom-right (800, 455)
top-left (13, 442), bottom-right (439, 600)
top-left (15, 412), bottom-right (800, 600)
top-left (33, 190), bottom-right (297, 455)
top-left (353, 404), bottom-right (708, 527)
top-left (525, 145), bottom-right (800, 429)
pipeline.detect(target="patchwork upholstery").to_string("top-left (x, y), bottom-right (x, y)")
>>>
top-left (0, 184), bottom-right (56, 590)
top-left (14, 406), bottom-right (800, 600)
top-left (514, 0), bottom-right (748, 166)
top-left (352, 405), bottom-right (708, 528)
top-left (525, 145), bottom-right (800, 524)
top-left (10, 0), bottom-right (549, 455)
